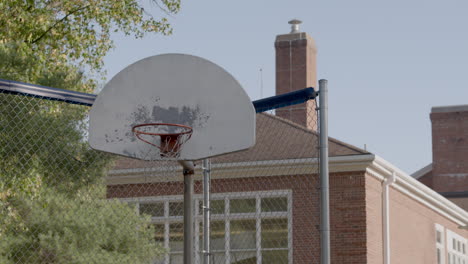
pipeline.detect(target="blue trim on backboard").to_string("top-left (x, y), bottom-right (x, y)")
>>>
top-left (0, 78), bottom-right (316, 111)
top-left (0, 79), bottom-right (97, 106)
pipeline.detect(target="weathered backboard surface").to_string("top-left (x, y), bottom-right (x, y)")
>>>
top-left (89, 54), bottom-right (255, 161)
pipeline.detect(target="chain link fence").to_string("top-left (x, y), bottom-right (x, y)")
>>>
top-left (1, 84), bottom-right (322, 264)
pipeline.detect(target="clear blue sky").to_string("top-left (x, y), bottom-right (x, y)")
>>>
top-left (103, 0), bottom-right (468, 174)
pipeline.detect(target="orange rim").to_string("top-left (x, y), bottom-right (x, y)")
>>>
top-left (132, 123), bottom-right (193, 150)
top-left (132, 123), bottom-right (193, 136)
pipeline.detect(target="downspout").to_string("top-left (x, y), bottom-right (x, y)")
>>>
top-left (383, 171), bottom-right (396, 264)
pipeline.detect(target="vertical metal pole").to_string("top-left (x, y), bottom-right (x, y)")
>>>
top-left (319, 79), bottom-right (330, 264)
top-left (180, 161), bottom-right (195, 264)
top-left (202, 159), bottom-right (211, 264)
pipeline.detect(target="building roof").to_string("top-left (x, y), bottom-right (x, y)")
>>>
top-left (106, 114), bottom-right (468, 225)
top-left (112, 113), bottom-right (369, 170)
top-left (411, 163), bottom-right (433, 179)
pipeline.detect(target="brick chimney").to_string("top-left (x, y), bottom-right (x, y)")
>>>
top-left (430, 105), bottom-right (468, 193)
top-left (275, 19), bottom-right (317, 130)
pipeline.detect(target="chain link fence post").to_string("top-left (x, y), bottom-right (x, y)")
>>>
top-left (202, 159), bottom-right (211, 264)
top-left (319, 79), bottom-right (330, 264)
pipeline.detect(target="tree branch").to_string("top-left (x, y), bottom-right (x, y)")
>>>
top-left (152, 0), bottom-right (171, 16)
top-left (31, 5), bottom-right (90, 44)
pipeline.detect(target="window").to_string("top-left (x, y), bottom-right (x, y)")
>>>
top-left (436, 224), bottom-right (445, 264)
top-left (140, 202), bottom-right (164, 217)
top-left (122, 190), bottom-right (292, 264)
top-left (447, 229), bottom-right (467, 264)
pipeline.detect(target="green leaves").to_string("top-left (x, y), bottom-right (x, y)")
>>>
top-left (0, 189), bottom-right (165, 263)
top-left (0, 48), bottom-right (111, 194)
top-left (0, 1), bottom-right (179, 262)
top-left (0, 0), bottom-right (180, 76)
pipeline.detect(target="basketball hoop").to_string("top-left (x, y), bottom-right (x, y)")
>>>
top-left (89, 53), bottom-right (255, 161)
top-left (132, 123), bottom-right (193, 158)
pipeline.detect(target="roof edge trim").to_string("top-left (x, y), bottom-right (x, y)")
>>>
top-left (370, 156), bottom-right (468, 225)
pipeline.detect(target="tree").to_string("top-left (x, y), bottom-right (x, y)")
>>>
top-left (0, 1), bottom-right (180, 261)
top-left (0, 54), bottom-right (165, 261)
top-left (0, 51), bottom-right (168, 262)
top-left (0, 49), bottom-right (111, 194)
top-left (0, 0), bottom-right (180, 81)
top-left (0, 188), bottom-right (164, 264)
top-left (0, 0), bottom-right (181, 192)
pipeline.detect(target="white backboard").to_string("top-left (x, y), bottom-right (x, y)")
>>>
top-left (89, 54), bottom-right (255, 161)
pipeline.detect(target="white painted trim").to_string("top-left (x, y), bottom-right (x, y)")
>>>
top-left (287, 190), bottom-right (293, 264)
top-left (256, 195), bottom-right (262, 264)
top-left (435, 223), bottom-right (445, 264)
top-left (446, 228), bottom-right (467, 263)
top-left (195, 199), bottom-right (200, 264)
top-left (366, 167), bottom-right (386, 181)
top-left (106, 154), bottom-right (374, 185)
top-left (164, 201), bottom-right (170, 264)
top-left (107, 155), bottom-right (369, 176)
top-left (382, 172), bottom-right (396, 264)
top-left (224, 197), bottom-right (230, 264)
top-left (411, 163), bottom-right (433, 179)
top-left (119, 190), bottom-right (291, 203)
top-left (370, 156), bottom-right (468, 226)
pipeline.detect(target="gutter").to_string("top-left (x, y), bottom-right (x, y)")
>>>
top-left (382, 172), bottom-right (396, 264)
top-left (371, 156), bottom-right (468, 226)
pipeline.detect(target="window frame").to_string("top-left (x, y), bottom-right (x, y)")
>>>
top-left (446, 228), bottom-right (467, 264)
top-left (435, 223), bottom-right (445, 264)
top-left (120, 190), bottom-right (293, 264)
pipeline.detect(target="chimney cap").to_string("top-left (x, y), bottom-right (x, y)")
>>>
top-left (431, 104), bottom-right (468, 113)
top-left (288, 19), bottom-right (302, 33)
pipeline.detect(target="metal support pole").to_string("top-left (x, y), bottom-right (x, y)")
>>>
top-left (202, 159), bottom-right (211, 264)
top-left (179, 161), bottom-right (195, 264)
top-left (319, 79), bottom-right (330, 264)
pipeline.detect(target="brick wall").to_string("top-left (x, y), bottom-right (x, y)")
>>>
top-left (430, 106), bottom-right (468, 192)
top-left (389, 185), bottom-right (468, 264)
top-left (275, 32), bottom-right (317, 131)
top-left (364, 172), bottom-right (468, 264)
top-left (417, 170), bottom-right (434, 189)
top-left (330, 171), bottom-right (368, 264)
top-left (365, 174), bottom-right (384, 263)
top-left (107, 170), bottom-right (369, 264)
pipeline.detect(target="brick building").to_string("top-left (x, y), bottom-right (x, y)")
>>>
top-left (106, 22), bottom-right (468, 263)
top-left (413, 105), bottom-right (468, 212)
